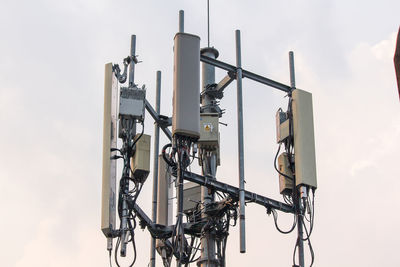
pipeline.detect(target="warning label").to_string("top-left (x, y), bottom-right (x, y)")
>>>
top-left (204, 123), bottom-right (213, 132)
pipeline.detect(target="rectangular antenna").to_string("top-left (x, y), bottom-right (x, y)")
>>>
top-left (101, 63), bottom-right (118, 238)
top-left (292, 89), bottom-right (317, 189)
top-left (172, 33), bottom-right (201, 139)
top-left (156, 154), bottom-right (172, 226)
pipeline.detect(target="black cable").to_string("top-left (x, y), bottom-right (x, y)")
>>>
top-left (274, 144), bottom-right (294, 181)
top-left (126, 121), bottom-right (145, 178)
top-left (292, 237), bottom-right (299, 267)
top-left (301, 192), bottom-right (315, 241)
top-left (283, 195), bottom-right (293, 205)
top-left (188, 237), bottom-right (201, 263)
top-left (114, 120), bottom-right (145, 267)
top-left (114, 237), bottom-right (121, 267)
top-left (301, 219), bottom-right (315, 266)
top-left (292, 195), bottom-right (316, 267)
top-left (162, 143), bottom-right (176, 168)
top-left (131, 121), bottom-right (144, 151)
top-left (271, 209), bottom-right (297, 234)
top-left (127, 219), bottom-right (137, 267)
top-left (286, 98), bottom-right (296, 177)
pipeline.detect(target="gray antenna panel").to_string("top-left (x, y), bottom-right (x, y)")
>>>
top-left (292, 89), bottom-right (317, 189)
top-left (101, 63), bottom-right (118, 236)
top-left (172, 33), bottom-right (201, 138)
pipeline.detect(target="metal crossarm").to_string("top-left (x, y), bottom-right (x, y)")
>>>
top-left (128, 201), bottom-right (207, 238)
top-left (200, 55), bottom-right (292, 93)
top-left (182, 171), bottom-right (294, 213)
top-left (145, 99), bottom-right (172, 140)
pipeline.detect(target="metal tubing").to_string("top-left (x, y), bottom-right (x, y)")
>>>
top-left (120, 161), bottom-right (133, 257)
top-left (120, 198), bottom-right (128, 256)
top-left (297, 213), bottom-right (305, 267)
top-left (289, 51), bottom-right (296, 89)
top-left (215, 74), bottom-right (234, 94)
top-left (145, 100), bottom-right (172, 140)
top-left (179, 10), bottom-right (184, 33)
top-left (107, 237), bottom-right (113, 251)
top-left (290, 51), bottom-right (305, 266)
top-left (207, 0), bottom-right (210, 47)
top-left (201, 48), bottom-right (218, 104)
top-left (182, 171), bottom-right (294, 213)
top-left (129, 35), bottom-right (136, 87)
top-left (235, 30), bottom-right (246, 253)
top-left (121, 35), bottom-right (137, 255)
top-left (200, 55), bottom-right (292, 93)
top-left (149, 71), bottom-right (162, 267)
top-left (199, 47), bottom-right (219, 267)
top-left (176, 158), bottom-right (184, 267)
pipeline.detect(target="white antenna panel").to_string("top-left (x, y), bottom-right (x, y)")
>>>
top-left (292, 89), bottom-right (317, 189)
top-left (101, 63), bottom-right (118, 237)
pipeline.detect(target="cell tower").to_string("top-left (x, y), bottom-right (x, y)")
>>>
top-left (101, 8), bottom-right (317, 267)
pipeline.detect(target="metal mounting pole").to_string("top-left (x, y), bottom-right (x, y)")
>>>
top-left (199, 47), bottom-right (219, 267)
top-left (175, 11), bottom-right (185, 267)
top-left (120, 35), bottom-right (138, 257)
top-left (129, 35), bottom-right (136, 87)
top-left (179, 10), bottom-right (184, 33)
top-left (289, 51), bottom-right (305, 267)
top-left (176, 158), bottom-right (185, 267)
top-left (235, 30), bottom-right (246, 254)
top-left (297, 213), bottom-right (305, 267)
top-left (207, 0), bottom-right (210, 47)
top-left (289, 51), bottom-right (296, 89)
top-left (149, 71), bottom-right (162, 267)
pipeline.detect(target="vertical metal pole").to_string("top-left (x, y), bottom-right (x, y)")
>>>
top-left (289, 51), bottom-right (305, 267)
top-left (235, 29), bottom-right (246, 254)
top-left (199, 47), bottom-right (219, 267)
top-left (120, 127), bottom-right (136, 258)
top-left (129, 35), bottom-right (136, 87)
top-left (289, 51), bottom-right (296, 89)
top-left (121, 35), bottom-right (137, 257)
top-left (120, 167), bottom-right (129, 256)
top-left (176, 158), bottom-right (184, 267)
top-left (149, 71), bottom-right (162, 267)
top-left (297, 214), bottom-right (305, 267)
top-left (179, 10), bottom-right (184, 33)
top-left (207, 0), bottom-right (210, 47)
top-left (175, 11), bottom-right (185, 267)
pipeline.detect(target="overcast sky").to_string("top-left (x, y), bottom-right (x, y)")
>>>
top-left (1, 0), bottom-right (399, 266)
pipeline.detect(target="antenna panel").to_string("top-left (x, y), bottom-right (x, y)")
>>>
top-left (156, 155), bottom-right (172, 226)
top-left (292, 89), bottom-right (317, 189)
top-left (172, 33), bottom-right (201, 139)
top-left (101, 63), bottom-right (118, 237)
